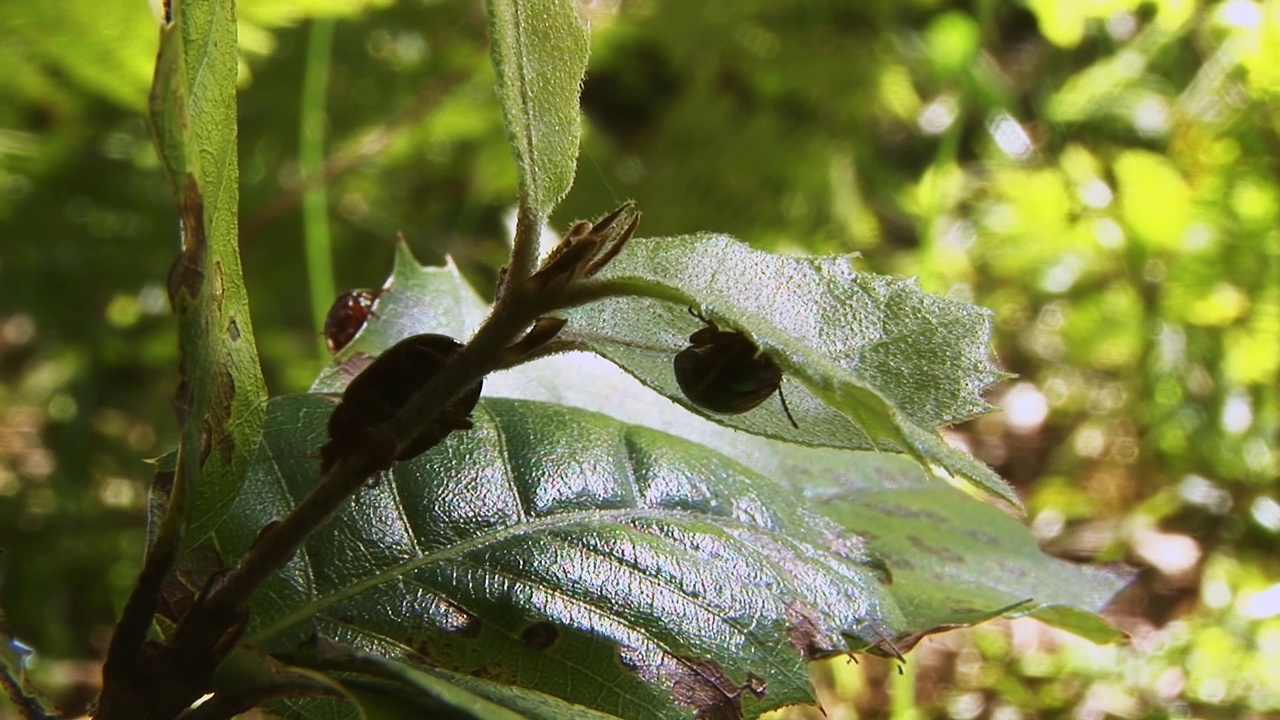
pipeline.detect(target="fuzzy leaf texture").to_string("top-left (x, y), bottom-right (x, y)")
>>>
top-left (487, 0), bottom-right (588, 220)
top-left (561, 234), bottom-right (1018, 505)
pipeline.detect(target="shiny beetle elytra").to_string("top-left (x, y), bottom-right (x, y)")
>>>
top-left (673, 310), bottom-right (798, 428)
top-left (323, 289), bottom-right (381, 354)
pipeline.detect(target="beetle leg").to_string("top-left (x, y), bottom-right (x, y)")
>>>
top-left (776, 380), bottom-right (799, 429)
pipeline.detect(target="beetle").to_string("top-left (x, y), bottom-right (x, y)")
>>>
top-left (320, 333), bottom-right (482, 473)
top-left (323, 288), bottom-right (382, 354)
top-left (673, 310), bottom-right (798, 428)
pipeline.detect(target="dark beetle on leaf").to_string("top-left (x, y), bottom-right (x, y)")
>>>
top-left (320, 333), bottom-right (482, 473)
top-left (673, 310), bottom-right (798, 428)
top-left (323, 289), bottom-right (382, 354)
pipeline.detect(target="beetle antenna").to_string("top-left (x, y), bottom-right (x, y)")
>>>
top-left (777, 381), bottom-right (799, 429)
top-left (687, 306), bottom-right (712, 325)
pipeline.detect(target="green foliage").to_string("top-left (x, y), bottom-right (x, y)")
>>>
top-left (487, 0), bottom-right (589, 221)
top-left (80, 0), bottom-right (1126, 716)
top-left (216, 393), bottom-right (902, 717)
top-left (555, 233), bottom-right (1016, 504)
top-left (149, 0), bottom-right (268, 547)
top-left (274, 243), bottom-right (1122, 716)
top-left (2, 0), bottom-right (1279, 718)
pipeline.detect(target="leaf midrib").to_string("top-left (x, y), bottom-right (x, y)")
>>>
top-left (248, 505), bottom-right (786, 645)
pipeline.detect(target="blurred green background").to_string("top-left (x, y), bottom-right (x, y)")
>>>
top-left (1, 0), bottom-right (1277, 717)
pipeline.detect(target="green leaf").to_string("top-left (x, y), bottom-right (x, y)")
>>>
top-left (149, 0), bottom-right (267, 544)
top-left (568, 234), bottom-right (1017, 506)
top-left (213, 394), bottom-right (908, 719)
top-left (492, 357), bottom-right (1131, 643)
top-left (792, 452), bottom-right (1132, 646)
top-left (313, 240), bottom-right (1015, 508)
top-left (305, 249), bottom-right (1125, 657)
top-left (334, 654), bottom-right (628, 719)
top-left (486, 0), bottom-right (589, 219)
top-left (493, 348), bottom-right (1130, 646)
top-left (312, 242), bottom-right (490, 394)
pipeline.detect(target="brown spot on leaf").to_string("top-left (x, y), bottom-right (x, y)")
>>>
top-left (206, 367), bottom-right (238, 467)
top-left (869, 501), bottom-right (946, 525)
top-left (907, 535), bottom-right (963, 563)
top-left (672, 660), bottom-right (749, 719)
top-left (822, 530), bottom-right (893, 583)
top-left (167, 174), bottom-right (206, 308)
top-left (965, 529), bottom-right (998, 544)
top-left (619, 645), bottom-right (765, 719)
top-left (785, 600), bottom-right (840, 659)
top-left (889, 555), bottom-right (916, 572)
top-left (165, 255), bottom-right (200, 310)
top-left (519, 621), bottom-right (559, 651)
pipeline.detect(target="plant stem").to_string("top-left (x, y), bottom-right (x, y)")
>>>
top-left (501, 205), bottom-right (544, 296)
top-left (182, 275), bottom-right (552, 660)
top-left (301, 17), bottom-right (337, 358)
top-left (100, 466), bottom-right (183, 695)
top-left (99, 203), bottom-right (633, 717)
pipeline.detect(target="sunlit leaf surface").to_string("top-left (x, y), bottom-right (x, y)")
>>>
top-left (277, 251), bottom-right (1121, 712)
top-left (220, 394), bottom-right (906, 719)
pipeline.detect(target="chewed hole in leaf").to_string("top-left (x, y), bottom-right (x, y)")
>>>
top-left (518, 621), bottom-right (560, 651)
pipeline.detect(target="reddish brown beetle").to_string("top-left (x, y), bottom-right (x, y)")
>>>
top-left (323, 289), bottom-right (382, 354)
